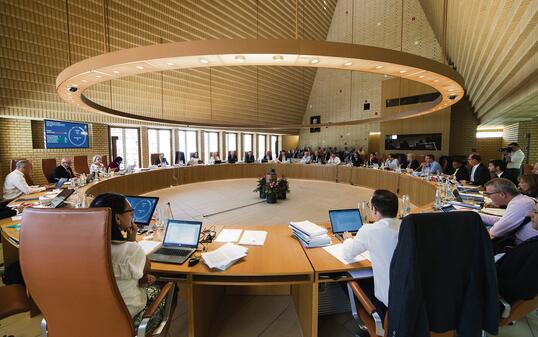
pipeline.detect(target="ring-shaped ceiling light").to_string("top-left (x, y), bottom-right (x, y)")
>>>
top-left (56, 39), bottom-right (464, 130)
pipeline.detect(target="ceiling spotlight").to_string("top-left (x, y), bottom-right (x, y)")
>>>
top-left (448, 88), bottom-right (454, 92)
top-left (234, 55), bottom-right (246, 62)
top-left (310, 58), bottom-right (320, 64)
top-left (399, 70), bottom-right (407, 74)
top-left (376, 22), bottom-right (382, 26)
top-left (434, 79), bottom-right (439, 82)
top-left (419, 75), bottom-right (425, 78)
top-left (375, 65), bottom-right (383, 69)
top-left (272, 55), bottom-right (284, 62)
top-left (414, 41), bottom-right (420, 45)
top-left (166, 62), bottom-right (175, 66)
top-left (344, 62), bottom-right (353, 66)
top-left (136, 66), bottom-right (144, 70)
top-left (81, 79), bottom-right (87, 83)
top-left (95, 75), bottom-right (101, 78)
top-left (113, 70), bottom-right (120, 74)
top-left (199, 58), bottom-right (209, 64)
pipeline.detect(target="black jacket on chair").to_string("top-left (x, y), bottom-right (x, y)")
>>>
top-left (387, 212), bottom-right (499, 337)
top-left (454, 165), bottom-right (470, 181)
top-left (470, 163), bottom-right (490, 186)
top-left (496, 236), bottom-right (538, 304)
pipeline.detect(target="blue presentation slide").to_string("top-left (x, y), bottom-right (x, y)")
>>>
top-left (127, 197), bottom-right (158, 225)
top-left (45, 120), bottom-right (89, 149)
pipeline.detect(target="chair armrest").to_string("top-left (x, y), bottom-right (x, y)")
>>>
top-left (143, 282), bottom-right (174, 319)
top-left (499, 297), bottom-right (511, 319)
top-left (348, 281), bottom-right (377, 315)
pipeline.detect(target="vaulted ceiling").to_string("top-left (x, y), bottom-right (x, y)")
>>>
top-left (419, 0), bottom-right (538, 126)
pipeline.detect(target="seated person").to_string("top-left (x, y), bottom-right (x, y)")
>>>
top-left (244, 151), bottom-right (255, 163)
top-left (342, 190), bottom-right (401, 320)
top-left (174, 151), bottom-right (185, 165)
top-left (465, 153), bottom-right (489, 186)
top-left (261, 151), bottom-right (272, 163)
top-left (90, 155), bottom-right (105, 174)
top-left (227, 151), bottom-right (237, 164)
top-left (405, 153), bottom-right (420, 171)
top-left (3, 160), bottom-right (45, 200)
top-left (518, 174), bottom-right (538, 198)
top-left (52, 157), bottom-right (78, 181)
top-left (327, 153), bottom-right (341, 165)
top-left (311, 150), bottom-right (323, 164)
top-left (351, 152), bottom-right (363, 167)
top-left (481, 178), bottom-right (538, 245)
top-left (488, 159), bottom-right (517, 185)
top-left (187, 153), bottom-right (200, 166)
top-left (418, 154), bottom-right (442, 175)
top-left (496, 201), bottom-right (538, 305)
top-left (209, 152), bottom-right (221, 164)
top-left (0, 203), bottom-right (30, 220)
top-left (275, 150), bottom-right (290, 163)
top-left (299, 151), bottom-right (312, 164)
top-left (107, 156), bottom-right (123, 172)
top-left (153, 153), bottom-right (168, 167)
top-left (384, 153), bottom-right (399, 170)
top-left (451, 159), bottom-right (469, 181)
top-left (366, 153), bottom-right (379, 166)
top-left (89, 193), bottom-right (167, 332)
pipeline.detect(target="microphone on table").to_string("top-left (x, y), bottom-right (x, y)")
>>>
top-left (167, 202), bottom-right (175, 220)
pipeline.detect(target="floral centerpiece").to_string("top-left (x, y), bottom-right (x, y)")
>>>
top-left (277, 176), bottom-right (290, 199)
top-left (265, 181), bottom-right (280, 204)
top-left (254, 176), bottom-right (267, 198)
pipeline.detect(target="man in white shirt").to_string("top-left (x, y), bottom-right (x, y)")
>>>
top-left (504, 142), bottom-right (525, 179)
top-left (384, 154), bottom-right (400, 170)
top-left (327, 153), bottom-right (341, 165)
top-left (481, 178), bottom-right (537, 245)
top-left (3, 160), bottom-right (45, 200)
top-left (299, 151), bottom-right (312, 164)
top-left (342, 189), bottom-right (401, 319)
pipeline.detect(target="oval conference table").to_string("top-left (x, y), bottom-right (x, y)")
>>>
top-left (1, 163), bottom-right (436, 337)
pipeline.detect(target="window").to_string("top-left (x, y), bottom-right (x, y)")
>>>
top-left (270, 135), bottom-right (278, 155)
top-left (225, 133), bottom-right (237, 158)
top-left (148, 129), bottom-right (172, 164)
top-left (243, 134), bottom-right (253, 155)
top-left (179, 130), bottom-right (198, 161)
top-left (110, 127), bottom-right (140, 168)
top-left (257, 134), bottom-right (266, 159)
top-left (204, 132), bottom-right (219, 163)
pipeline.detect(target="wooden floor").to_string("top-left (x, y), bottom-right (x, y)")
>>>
top-left (1, 178), bottom-right (537, 336)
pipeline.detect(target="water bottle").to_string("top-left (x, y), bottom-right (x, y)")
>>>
top-left (401, 194), bottom-right (410, 218)
top-left (434, 189), bottom-right (442, 210)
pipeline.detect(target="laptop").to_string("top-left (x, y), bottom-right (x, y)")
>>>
top-left (149, 220), bottom-right (203, 264)
top-left (125, 196), bottom-right (159, 228)
top-left (50, 189), bottom-right (75, 208)
top-left (329, 208), bottom-right (363, 242)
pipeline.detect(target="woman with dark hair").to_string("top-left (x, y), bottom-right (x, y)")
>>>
top-left (107, 156), bottom-right (123, 172)
top-left (90, 193), bottom-right (165, 331)
top-left (518, 174), bottom-right (538, 198)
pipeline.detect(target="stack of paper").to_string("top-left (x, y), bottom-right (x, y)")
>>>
top-left (202, 243), bottom-right (248, 271)
top-left (289, 220), bottom-right (331, 248)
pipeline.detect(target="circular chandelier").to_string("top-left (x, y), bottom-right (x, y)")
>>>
top-left (56, 39), bottom-right (464, 130)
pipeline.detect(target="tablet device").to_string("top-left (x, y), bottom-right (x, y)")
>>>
top-left (125, 195), bottom-right (159, 227)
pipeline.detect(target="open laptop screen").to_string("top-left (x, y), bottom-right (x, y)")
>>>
top-left (163, 220), bottom-right (202, 248)
top-left (329, 209), bottom-right (363, 234)
top-left (125, 195), bottom-right (159, 227)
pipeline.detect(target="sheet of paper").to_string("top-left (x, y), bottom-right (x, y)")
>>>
top-left (348, 268), bottom-right (374, 279)
top-left (11, 215), bottom-right (22, 221)
top-left (239, 230), bottom-right (267, 246)
top-left (138, 240), bottom-right (162, 255)
top-left (322, 243), bottom-right (370, 265)
top-left (215, 229), bottom-right (243, 243)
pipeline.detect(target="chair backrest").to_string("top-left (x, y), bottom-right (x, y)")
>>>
top-left (19, 208), bottom-right (133, 337)
top-left (73, 155), bottom-right (90, 174)
top-left (9, 159), bottom-right (34, 186)
top-left (41, 158), bottom-right (57, 183)
top-left (101, 155), bottom-right (108, 167)
top-left (175, 151), bottom-right (185, 164)
top-left (150, 153), bottom-right (162, 165)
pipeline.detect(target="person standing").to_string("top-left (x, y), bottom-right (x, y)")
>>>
top-left (504, 143), bottom-right (525, 180)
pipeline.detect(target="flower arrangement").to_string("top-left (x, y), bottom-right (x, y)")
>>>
top-left (277, 176), bottom-right (290, 199)
top-left (254, 176), bottom-right (267, 198)
top-left (265, 181), bottom-right (279, 203)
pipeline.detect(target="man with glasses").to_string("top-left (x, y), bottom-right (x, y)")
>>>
top-left (466, 153), bottom-right (490, 186)
top-left (481, 178), bottom-right (537, 245)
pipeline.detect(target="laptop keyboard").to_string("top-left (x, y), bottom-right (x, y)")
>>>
top-left (155, 247), bottom-right (191, 256)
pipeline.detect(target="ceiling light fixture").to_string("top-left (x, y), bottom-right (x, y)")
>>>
top-left (199, 58), bottom-right (209, 64)
top-left (166, 62), bottom-right (175, 66)
top-left (310, 58), bottom-right (320, 64)
top-left (419, 75), bottom-right (425, 78)
top-left (234, 55), bottom-right (246, 62)
top-left (344, 62), bottom-right (353, 66)
top-left (375, 65), bottom-right (383, 69)
top-left (113, 70), bottom-right (120, 74)
top-left (272, 55), bottom-right (284, 62)
top-left (399, 70), bottom-right (407, 73)
top-left (95, 75), bottom-right (101, 78)
top-left (136, 66), bottom-right (144, 69)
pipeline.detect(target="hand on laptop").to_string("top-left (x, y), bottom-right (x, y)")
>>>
top-left (343, 232), bottom-right (354, 240)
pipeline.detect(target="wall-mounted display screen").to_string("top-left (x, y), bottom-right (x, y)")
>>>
top-left (385, 133), bottom-right (442, 151)
top-left (44, 120), bottom-right (89, 149)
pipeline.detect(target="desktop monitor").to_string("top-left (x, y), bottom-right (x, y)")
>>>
top-left (125, 195), bottom-right (159, 227)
